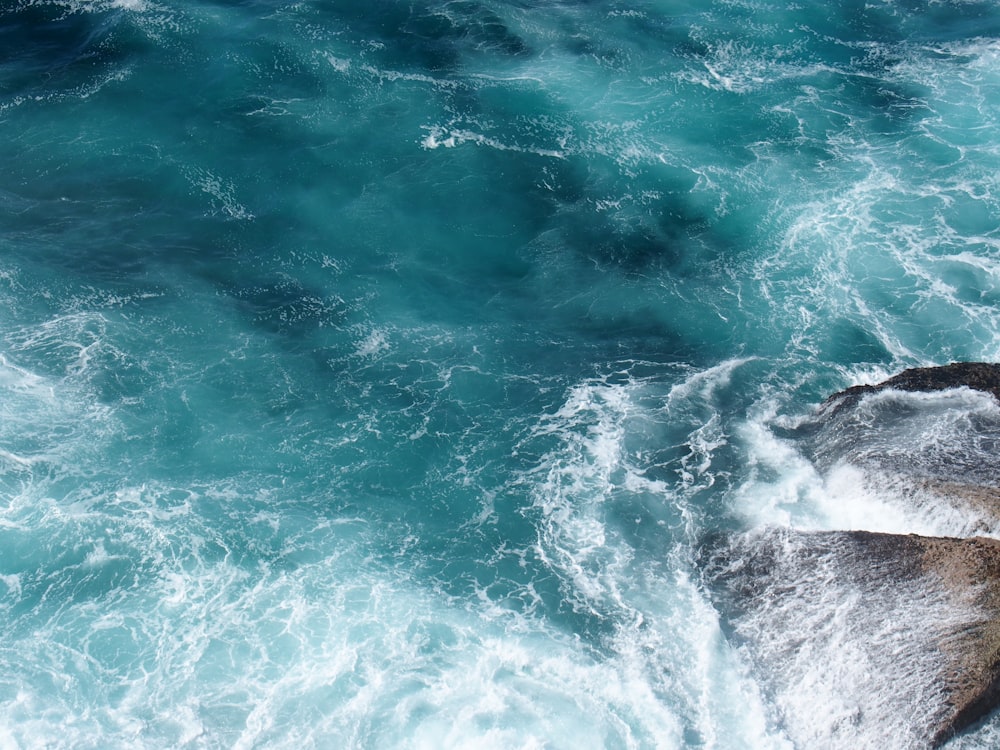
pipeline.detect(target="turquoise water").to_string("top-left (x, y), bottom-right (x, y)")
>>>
top-left (3, 0), bottom-right (1000, 746)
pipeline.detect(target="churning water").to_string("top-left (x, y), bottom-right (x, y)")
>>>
top-left (3, 0), bottom-right (1000, 747)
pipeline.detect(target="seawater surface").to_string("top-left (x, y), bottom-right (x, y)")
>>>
top-left (3, 0), bottom-right (1000, 747)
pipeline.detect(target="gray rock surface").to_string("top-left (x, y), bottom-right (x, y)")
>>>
top-left (804, 363), bottom-right (1000, 531)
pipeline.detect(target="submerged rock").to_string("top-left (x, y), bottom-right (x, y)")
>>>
top-left (703, 529), bottom-right (1000, 748)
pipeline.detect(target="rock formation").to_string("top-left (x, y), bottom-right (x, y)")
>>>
top-left (704, 363), bottom-right (1000, 747)
top-left (807, 362), bottom-right (1000, 531)
top-left (823, 362), bottom-right (1000, 416)
top-left (704, 529), bottom-right (1000, 748)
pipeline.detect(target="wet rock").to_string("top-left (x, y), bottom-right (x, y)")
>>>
top-left (703, 528), bottom-right (1000, 749)
top-left (799, 363), bottom-right (1000, 531)
top-left (703, 364), bottom-right (1000, 745)
top-left (823, 362), bottom-right (1000, 417)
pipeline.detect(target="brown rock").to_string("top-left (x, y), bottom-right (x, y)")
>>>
top-left (915, 534), bottom-right (1000, 747)
top-left (703, 529), bottom-right (1000, 748)
top-left (804, 362), bottom-right (1000, 527)
top-left (705, 364), bottom-right (1000, 745)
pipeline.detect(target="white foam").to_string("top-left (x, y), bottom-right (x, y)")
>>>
top-left (514, 371), bottom-right (789, 747)
top-left (951, 712), bottom-right (1000, 749)
top-left (420, 124), bottom-right (565, 159)
top-left (677, 39), bottom-right (840, 94)
top-left (5, 311), bottom-right (114, 379)
top-left (184, 166), bottom-right (254, 221)
top-left (0, 320), bottom-right (121, 492)
top-left (526, 379), bottom-right (636, 617)
top-left (748, 36), bottom-right (1000, 363)
top-left (0, 575), bottom-right (21, 599)
top-left (325, 55), bottom-right (351, 73)
top-left (0, 449), bottom-right (36, 471)
top-left (353, 327), bottom-right (389, 359)
top-left (647, 566), bottom-right (790, 750)
top-left (666, 357), bottom-right (752, 408)
top-left (28, 0), bottom-right (150, 14)
top-left (0, 473), bottom-right (700, 748)
top-left (734, 410), bottom-right (927, 535)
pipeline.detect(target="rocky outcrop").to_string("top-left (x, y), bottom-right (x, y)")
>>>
top-left (822, 362), bottom-right (1000, 416)
top-left (704, 529), bottom-right (1000, 748)
top-left (704, 364), bottom-right (1000, 747)
top-left (920, 534), bottom-right (1000, 746)
top-left (803, 363), bottom-right (1000, 531)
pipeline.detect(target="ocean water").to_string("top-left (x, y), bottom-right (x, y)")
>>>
top-left (3, 0), bottom-right (1000, 747)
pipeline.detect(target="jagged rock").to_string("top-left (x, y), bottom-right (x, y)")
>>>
top-left (703, 364), bottom-right (1000, 746)
top-left (799, 363), bottom-right (1000, 532)
top-left (703, 529), bottom-right (1000, 749)
top-left (823, 363), bottom-right (1000, 416)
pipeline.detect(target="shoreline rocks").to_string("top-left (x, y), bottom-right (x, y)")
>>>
top-left (823, 362), bottom-right (1000, 416)
top-left (704, 529), bottom-right (1000, 748)
top-left (704, 363), bottom-right (1000, 747)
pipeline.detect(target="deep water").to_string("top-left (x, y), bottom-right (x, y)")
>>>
top-left (3, 0), bottom-right (1000, 747)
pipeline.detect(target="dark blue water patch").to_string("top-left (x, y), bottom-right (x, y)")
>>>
top-left (374, 147), bottom-right (559, 251)
top-left (895, 0), bottom-right (1000, 44)
top-left (0, 125), bottom-right (237, 279)
top-left (224, 276), bottom-right (349, 339)
top-left (0, 3), bottom-right (131, 98)
top-left (729, 0), bottom-right (978, 54)
top-left (218, 36), bottom-right (329, 100)
top-left (558, 194), bottom-right (721, 279)
top-left (841, 75), bottom-right (935, 136)
top-left (407, 0), bottom-right (531, 59)
top-left (595, 3), bottom-right (695, 58)
top-left (289, 0), bottom-right (531, 76)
